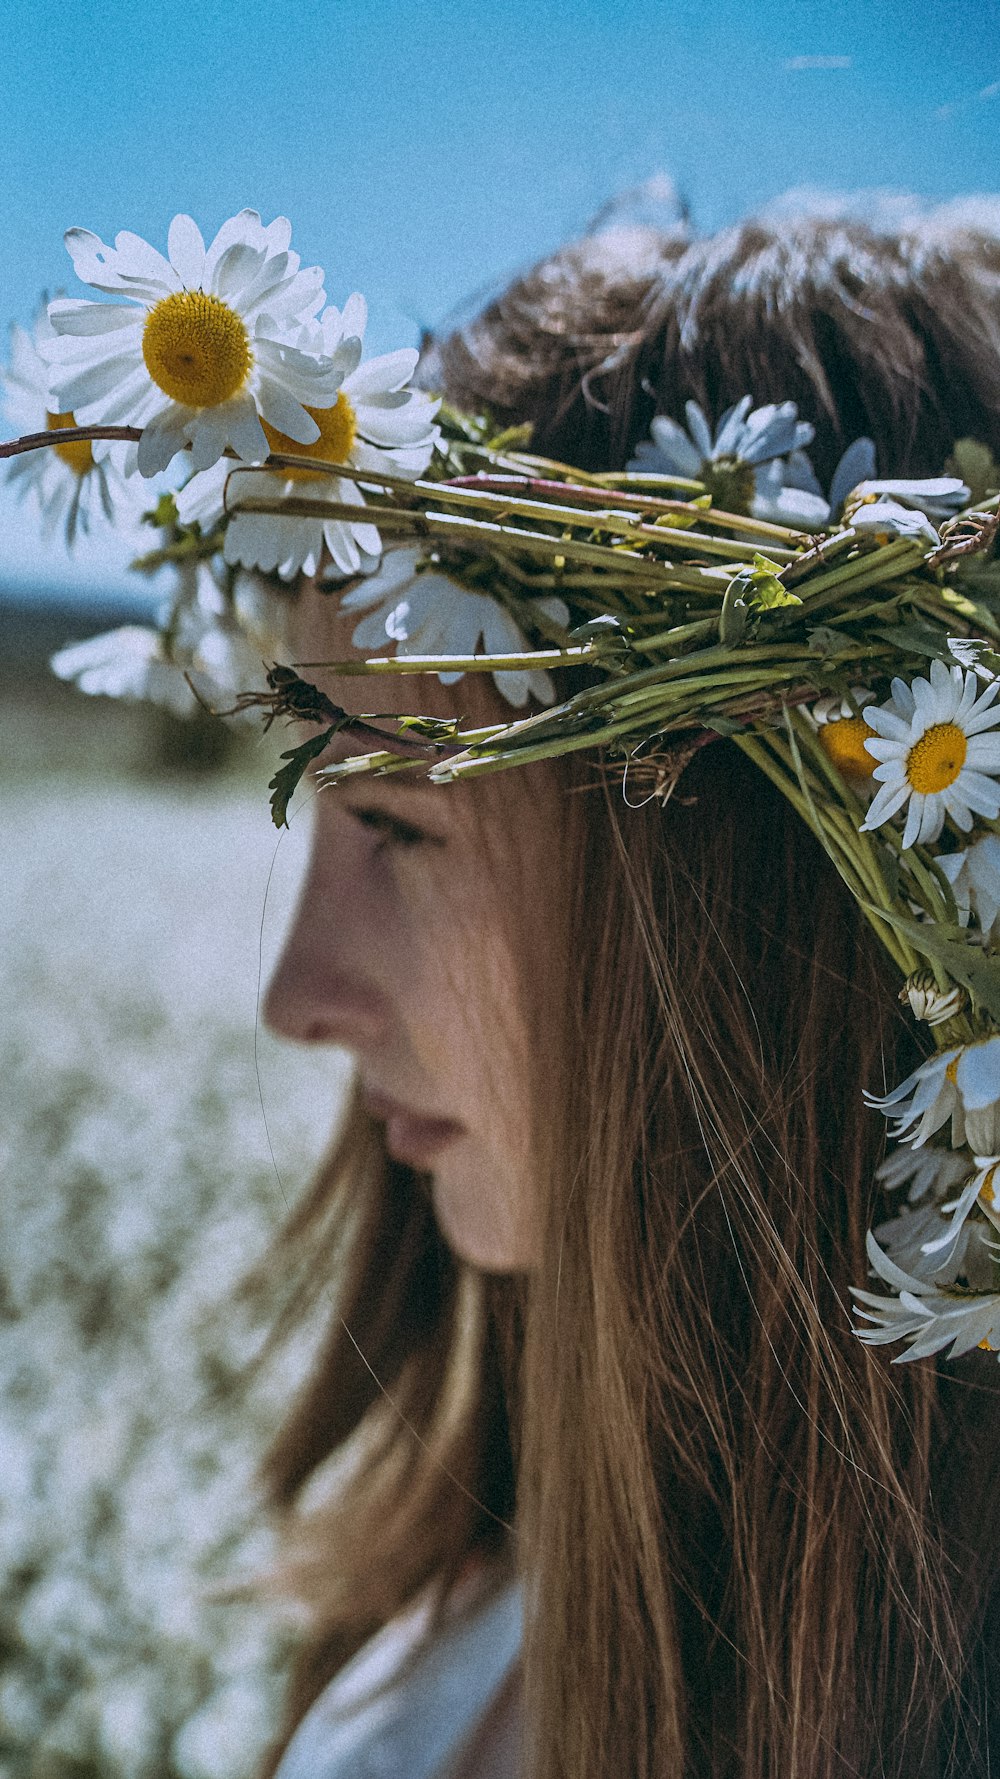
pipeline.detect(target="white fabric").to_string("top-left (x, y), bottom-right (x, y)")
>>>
top-left (274, 1578), bottom-right (523, 1779)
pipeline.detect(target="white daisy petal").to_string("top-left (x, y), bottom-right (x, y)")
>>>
top-left (635, 417), bottom-right (702, 478)
top-left (685, 401), bottom-right (716, 460)
top-left (45, 300), bottom-right (144, 339)
top-left (63, 227), bottom-right (179, 301)
top-left (252, 378), bottom-right (320, 448)
top-left (167, 214), bottom-right (207, 288)
top-left (345, 349), bottom-right (420, 401)
top-left (956, 1039), bottom-right (1000, 1111)
top-left (135, 404), bottom-right (190, 476)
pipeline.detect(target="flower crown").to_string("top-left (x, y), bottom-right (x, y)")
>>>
top-left (6, 207), bottom-right (1000, 1364)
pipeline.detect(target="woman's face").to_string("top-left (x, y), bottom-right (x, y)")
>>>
top-left (263, 584), bottom-right (559, 1271)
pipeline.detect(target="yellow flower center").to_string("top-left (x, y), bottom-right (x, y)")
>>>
top-left (700, 455), bottom-right (758, 516)
top-left (905, 722), bottom-right (968, 795)
top-left (817, 714), bottom-right (877, 780)
top-left (261, 392), bottom-right (358, 476)
top-left (979, 1162), bottom-right (1000, 1210)
top-left (142, 291), bottom-right (252, 408)
top-left (47, 409), bottom-right (93, 476)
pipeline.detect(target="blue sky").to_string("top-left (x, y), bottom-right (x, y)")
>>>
top-left (3, 0), bottom-right (1000, 598)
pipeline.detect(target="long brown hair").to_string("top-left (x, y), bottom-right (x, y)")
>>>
top-left (259, 213), bottom-right (1000, 1776)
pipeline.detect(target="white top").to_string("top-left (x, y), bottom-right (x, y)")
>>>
top-left (273, 1577), bottom-right (523, 1779)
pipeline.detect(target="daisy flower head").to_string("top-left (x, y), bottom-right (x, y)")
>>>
top-left (50, 625), bottom-right (200, 717)
top-left (339, 546), bottom-right (569, 708)
top-left (874, 1195), bottom-right (996, 1288)
top-left (865, 1035), bottom-right (1000, 1153)
top-left (849, 477), bottom-right (970, 520)
top-left (806, 686), bottom-right (878, 786)
top-left (859, 657), bottom-right (1000, 849)
top-left (936, 834), bottom-right (1000, 943)
top-left (876, 1142), bottom-right (970, 1204)
top-left (178, 293), bottom-right (440, 582)
top-left (627, 396), bottom-right (830, 525)
top-left (2, 304), bottom-right (138, 545)
top-left (42, 212), bottom-right (351, 478)
top-left (848, 496), bottom-right (940, 548)
top-left (51, 566), bottom-right (270, 717)
top-left (852, 1232), bottom-right (1000, 1362)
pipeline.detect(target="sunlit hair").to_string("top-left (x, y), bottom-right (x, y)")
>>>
top-left (427, 209), bottom-right (1000, 481)
top-left (257, 212), bottom-right (1000, 1776)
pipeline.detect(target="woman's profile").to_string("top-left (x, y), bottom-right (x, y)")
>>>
top-left (247, 210), bottom-right (1000, 1778)
top-left (9, 197), bottom-right (1000, 1779)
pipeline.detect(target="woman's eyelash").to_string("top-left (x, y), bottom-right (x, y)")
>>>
top-left (348, 805), bottom-right (440, 850)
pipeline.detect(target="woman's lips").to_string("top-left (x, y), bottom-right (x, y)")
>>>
top-left (363, 1089), bottom-right (465, 1168)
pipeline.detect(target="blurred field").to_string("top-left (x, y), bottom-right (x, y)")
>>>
top-left (0, 673), bottom-right (349, 1779)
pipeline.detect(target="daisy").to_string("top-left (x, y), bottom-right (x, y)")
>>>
top-left (850, 477), bottom-right (969, 519)
top-left (898, 971), bottom-right (967, 1026)
top-left (51, 568), bottom-right (269, 716)
top-left (865, 1034), bottom-right (1000, 1153)
top-left (177, 293), bottom-right (440, 581)
top-left (852, 1232), bottom-right (1000, 1361)
top-left (860, 658), bottom-right (1000, 849)
top-left (849, 497), bottom-right (940, 547)
top-left (876, 1142), bottom-right (970, 1204)
top-left (42, 211), bottom-right (351, 478)
top-left (51, 625), bottom-right (200, 717)
top-left (936, 834), bottom-right (1000, 942)
top-left (627, 396), bottom-right (830, 525)
top-left (2, 304), bottom-right (137, 545)
top-left (909, 1153), bottom-right (1000, 1267)
top-left (339, 546), bottom-right (570, 707)
top-left (874, 1197), bottom-right (995, 1287)
top-left (805, 686), bottom-right (878, 785)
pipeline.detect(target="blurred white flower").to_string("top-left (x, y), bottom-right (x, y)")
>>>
top-left (50, 624), bottom-right (201, 717)
top-left (876, 1141), bottom-right (970, 1203)
top-left (340, 546), bottom-right (569, 707)
top-left (2, 304), bottom-right (138, 545)
top-left (42, 210), bottom-right (350, 476)
top-left (50, 569), bottom-right (270, 717)
top-left (936, 833), bottom-right (1000, 941)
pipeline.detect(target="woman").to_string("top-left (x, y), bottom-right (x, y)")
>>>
top-left (258, 211), bottom-right (1000, 1778)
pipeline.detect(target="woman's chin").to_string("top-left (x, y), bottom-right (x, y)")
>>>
top-left (430, 1164), bottom-right (533, 1274)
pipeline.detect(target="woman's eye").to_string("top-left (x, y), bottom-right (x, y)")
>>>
top-left (348, 805), bottom-right (440, 852)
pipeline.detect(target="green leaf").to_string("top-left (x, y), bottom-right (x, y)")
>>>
top-left (396, 715), bottom-right (461, 740)
top-left (864, 905), bottom-right (1000, 1021)
top-left (807, 625), bottom-right (855, 658)
top-left (719, 575), bottom-right (752, 646)
top-left (944, 438), bottom-right (1000, 505)
top-left (750, 576), bottom-right (802, 611)
top-left (869, 622), bottom-right (955, 661)
top-left (719, 555), bottom-right (802, 644)
top-left (485, 421), bottom-right (534, 453)
top-left (268, 726), bottom-right (337, 829)
top-left (143, 491), bottom-right (179, 528)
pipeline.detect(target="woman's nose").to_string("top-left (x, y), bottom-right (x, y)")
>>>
top-left (262, 863), bottom-right (392, 1050)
